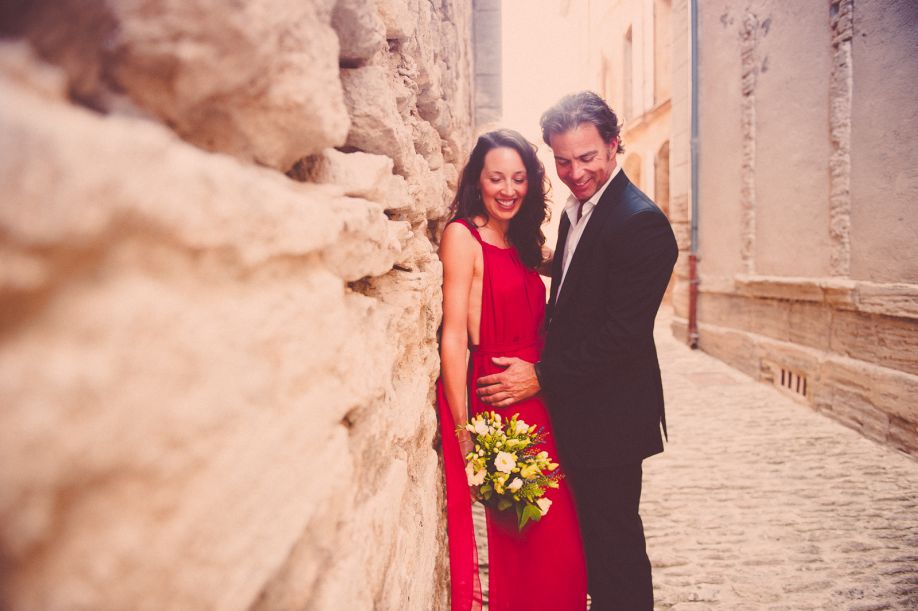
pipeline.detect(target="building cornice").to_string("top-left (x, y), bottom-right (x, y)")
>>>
top-left (698, 273), bottom-right (918, 320)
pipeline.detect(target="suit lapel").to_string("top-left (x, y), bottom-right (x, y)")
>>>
top-left (554, 171), bottom-right (629, 314)
top-left (548, 212), bottom-right (571, 312)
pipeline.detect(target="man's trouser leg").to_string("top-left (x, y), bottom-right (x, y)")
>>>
top-left (568, 462), bottom-right (653, 611)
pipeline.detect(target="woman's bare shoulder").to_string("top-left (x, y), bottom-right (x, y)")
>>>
top-left (441, 221), bottom-right (479, 252)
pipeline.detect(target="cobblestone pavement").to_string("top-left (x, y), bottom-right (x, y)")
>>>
top-left (644, 316), bottom-right (918, 610)
top-left (473, 313), bottom-right (918, 610)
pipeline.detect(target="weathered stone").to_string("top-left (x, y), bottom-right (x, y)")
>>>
top-left (2, 0), bottom-right (349, 170)
top-left (296, 148), bottom-right (412, 211)
top-left (0, 0), bottom-right (475, 606)
top-left (376, 0), bottom-right (419, 40)
top-left (412, 119), bottom-right (446, 170)
top-left (333, 0), bottom-right (386, 65)
top-left (854, 281), bottom-right (918, 320)
top-left (0, 42), bottom-right (68, 101)
top-left (0, 19), bottom-right (469, 604)
top-left (830, 310), bottom-right (918, 376)
top-left (696, 321), bottom-right (760, 379)
top-left (341, 65), bottom-right (416, 173)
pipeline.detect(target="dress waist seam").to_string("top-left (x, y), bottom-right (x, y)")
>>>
top-left (469, 340), bottom-right (540, 357)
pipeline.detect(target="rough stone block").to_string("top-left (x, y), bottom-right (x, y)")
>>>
top-left (295, 148), bottom-right (412, 211)
top-left (0, 64), bottom-right (445, 611)
top-left (830, 309), bottom-right (918, 376)
top-left (696, 322), bottom-right (762, 379)
top-left (333, 0), bottom-right (387, 65)
top-left (3, 0), bottom-right (349, 170)
top-left (341, 65), bottom-right (416, 173)
top-left (376, 0), bottom-right (419, 40)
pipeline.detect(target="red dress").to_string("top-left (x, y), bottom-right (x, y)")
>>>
top-left (438, 219), bottom-right (587, 610)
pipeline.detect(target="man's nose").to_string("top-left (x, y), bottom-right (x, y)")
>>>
top-left (569, 162), bottom-right (584, 180)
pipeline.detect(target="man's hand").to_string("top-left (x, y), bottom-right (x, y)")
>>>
top-left (476, 357), bottom-right (541, 408)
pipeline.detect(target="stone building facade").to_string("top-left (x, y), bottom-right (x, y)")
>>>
top-left (584, 0), bottom-right (683, 302)
top-left (668, 0), bottom-right (918, 456)
top-left (0, 1), bottom-right (474, 609)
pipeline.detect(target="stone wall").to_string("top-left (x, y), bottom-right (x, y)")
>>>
top-left (0, 1), bottom-right (473, 609)
top-left (671, 0), bottom-right (918, 457)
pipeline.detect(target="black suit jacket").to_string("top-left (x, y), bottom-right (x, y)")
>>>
top-left (540, 170), bottom-right (678, 467)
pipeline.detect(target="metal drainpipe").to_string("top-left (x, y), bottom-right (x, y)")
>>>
top-left (687, 0), bottom-right (700, 349)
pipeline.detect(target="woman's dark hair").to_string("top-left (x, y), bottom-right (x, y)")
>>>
top-left (448, 129), bottom-right (550, 269)
top-left (540, 91), bottom-right (625, 154)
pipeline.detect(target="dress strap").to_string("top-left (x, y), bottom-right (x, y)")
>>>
top-left (449, 218), bottom-right (484, 244)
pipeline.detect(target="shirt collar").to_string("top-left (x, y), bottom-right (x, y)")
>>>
top-left (563, 163), bottom-right (622, 220)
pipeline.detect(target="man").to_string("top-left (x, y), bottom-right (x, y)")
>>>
top-left (477, 91), bottom-right (677, 610)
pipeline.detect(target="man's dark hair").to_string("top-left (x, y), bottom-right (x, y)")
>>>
top-left (540, 91), bottom-right (625, 154)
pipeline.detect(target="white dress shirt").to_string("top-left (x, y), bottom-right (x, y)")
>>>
top-left (555, 164), bottom-right (622, 297)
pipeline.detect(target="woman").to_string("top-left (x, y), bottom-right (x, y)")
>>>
top-left (437, 129), bottom-right (587, 610)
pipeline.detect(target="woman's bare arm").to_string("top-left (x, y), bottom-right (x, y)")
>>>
top-left (439, 223), bottom-right (480, 456)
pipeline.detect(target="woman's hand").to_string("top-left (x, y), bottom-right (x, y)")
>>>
top-left (457, 429), bottom-right (478, 502)
top-left (538, 246), bottom-right (554, 277)
top-left (457, 428), bottom-right (474, 458)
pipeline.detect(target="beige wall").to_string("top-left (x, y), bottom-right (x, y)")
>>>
top-left (0, 1), bottom-right (473, 609)
top-left (676, 0), bottom-right (918, 456)
top-left (753, 2), bottom-right (834, 278)
top-left (849, 2), bottom-right (918, 284)
top-left (695, 2), bottom-right (745, 280)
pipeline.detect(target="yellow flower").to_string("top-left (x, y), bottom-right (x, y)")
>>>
top-left (493, 472), bottom-right (509, 494)
top-left (519, 463), bottom-right (540, 479)
top-left (536, 497), bottom-right (552, 516)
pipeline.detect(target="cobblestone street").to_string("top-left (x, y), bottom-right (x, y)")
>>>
top-left (644, 316), bottom-right (918, 610)
top-left (475, 314), bottom-right (918, 610)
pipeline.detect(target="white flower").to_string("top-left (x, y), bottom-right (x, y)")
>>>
top-left (507, 477), bottom-right (523, 492)
top-left (514, 420), bottom-right (529, 435)
top-left (465, 423), bottom-right (476, 433)
top-left (536, 497), bottom-right (552, 516)
top-left (473, 419), bottom-right (489, 436)
top-left (494, 451), bottom-right (517, 474)
top-left (465, 461), bottom-right (486, 487)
